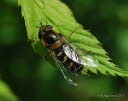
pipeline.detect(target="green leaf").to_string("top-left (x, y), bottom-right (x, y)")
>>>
top-left (0, 80), bottom-right (18, 101)
top-left (18, 0), bottom-right (128, 76)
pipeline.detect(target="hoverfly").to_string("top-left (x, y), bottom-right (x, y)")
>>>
top-left (38, 24), bottom-right (98, 86)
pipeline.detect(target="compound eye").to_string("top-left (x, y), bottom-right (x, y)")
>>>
top-left (38, 31), bottom-right (45, 39)
top-left (46, 25), bottom-right (53, 30)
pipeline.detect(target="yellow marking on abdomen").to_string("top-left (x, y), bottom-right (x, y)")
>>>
top-left (57, 52), bottom-right (62, 57)
top-left (62, 56), bottom-right (68, 63)
top-left (68, 62), bottom-right (74, 68)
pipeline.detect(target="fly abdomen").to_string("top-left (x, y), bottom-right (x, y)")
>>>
top-left (66, 60), bottom-right (83, 73)
top-left (54, 46), bottom-right (83, 73)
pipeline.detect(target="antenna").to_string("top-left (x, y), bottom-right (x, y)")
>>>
top-left (40, 22), bottom-right (43, 26)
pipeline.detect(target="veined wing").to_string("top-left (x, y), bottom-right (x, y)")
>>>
top-left (63, 38), bottom-right (98, 67)
top-left (48, 49), bottom-right (78, 86)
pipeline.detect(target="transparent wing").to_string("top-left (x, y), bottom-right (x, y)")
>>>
top-left (62, 37), bottom-right (98, 67)
top-left (48, 49), bottom-right (78, 86)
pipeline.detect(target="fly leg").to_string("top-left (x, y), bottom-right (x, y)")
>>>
top-left (67, 28), bottom-right (78, 39)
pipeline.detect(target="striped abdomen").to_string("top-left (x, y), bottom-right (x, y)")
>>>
top-left (53, 44), bottom-right (83, 73)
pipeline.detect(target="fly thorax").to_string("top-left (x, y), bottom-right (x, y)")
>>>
top-left (43, 31), bottom-right (59, 45)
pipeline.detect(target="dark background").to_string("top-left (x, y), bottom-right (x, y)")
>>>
top-left (0, 0), bottom-right (128, 101)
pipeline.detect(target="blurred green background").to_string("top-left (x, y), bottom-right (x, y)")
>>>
top-left (0, 0), bottom-right (128, 101)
